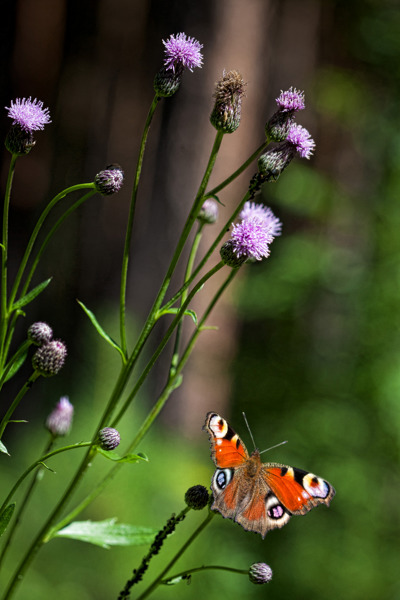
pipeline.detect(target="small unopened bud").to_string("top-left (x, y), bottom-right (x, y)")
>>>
top-left (5, 125), bottom-right (36, 156)
top-left (28, 322), bottom-right (53, 346)
top-left (154, 67), bottom-right (183, 97)
top-left (249, 562), bottom-right (273, 584)
top-left (94, 164), bottom-right (124, 195)
top-left (184, 485), bottom-right (210, 510)
top-left (46, 396), bottom-right (74, 437)
top-left (210, 70), bottom-right (246, 134)
top-left (98, 427), bottom-right (120, 451)
top-left (32, 340), bottom-right (67, 377)
top-left (258, 144), bottom-right (295, 182)
top-left (198, 199), bottom-right (219, 224)
top-left (265, 111), bottom-right (295, 143)
top-left (220, 240), bottom-right (247, 268)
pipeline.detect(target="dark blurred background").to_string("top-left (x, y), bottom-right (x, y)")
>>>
top-left (1, 0), bottom-right (400, 599)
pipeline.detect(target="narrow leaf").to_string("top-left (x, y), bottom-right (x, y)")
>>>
top-left (0, 440), bottom-right (9, 455)
top-left (157, 307), bottom-right (198, 326)
top-left (96, 447), bottom-right (148, 463)
top-left (56, 518), bottom-right (157, 548)
top-left (77, 300), bottom-right (125, 361)
top-left (0, 503), bottom-right (16, 537)
top-left (13, 278), bottom-right (52, 310)
top-left (3, 350), bottom-right (28, 383)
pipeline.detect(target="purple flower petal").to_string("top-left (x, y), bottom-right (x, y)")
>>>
top-left (276, 87), bottom-right (305, 112)
top-left (163, 32), bottom-right (203, 72)
top-left (6, 97), bottom-right (51, 132)
top-left (287, 123), bottom-right (315, 159)
top-left (239, 202), bottom-right (282, 237)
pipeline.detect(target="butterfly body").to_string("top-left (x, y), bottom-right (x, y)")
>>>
top-left (204, 412), bottom-right (335, 538)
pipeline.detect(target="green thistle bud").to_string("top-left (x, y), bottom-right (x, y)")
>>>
top-left (28, 322), bottom-right (53, 346)
top-left (220, 240), bottom-right (247, 268)
top-left (210, 70), bottom-right (246, 134)
top-left (198, 199), bottom-right (219, 224)
top-left (98, 427), bottom-right (121, 451)
top-left (184, 485), bottom-right (210, 510)
top-left (249, 562), bottom-right (273, 584)
top-left (5, 125), bottom-right (36, 156)
top-left (257, 144), bottom-right (295, 182)
top-left (154, 67), bottom-right (183, 97)
top-left (94, 164), bottom-right (124, 195)
top-left (32, 340), bottom-right (67, 377)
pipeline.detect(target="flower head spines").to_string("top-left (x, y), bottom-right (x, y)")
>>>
top-left (287, 123), bottom-right (315, 158)
top-left (258, 144), bottom-right (296, 182)
top-left (46, 396), bottom-right (74, 437)
top-left (276, 87), bottom-right (305, 112)
top-left (94, 164), bottom-right (124, 195)
top-left (32, 340), bottom-right (67, 377)
top-left (249, 562), bottom-right (273, 584)
top-left (210, 70), bottom-right (246, 134)
top-left (98, 427), bottom-right (121, 451)
top-left (154, 67), bottom-right (183, 97)
top-left (6, 97), bottom-right (51, 132)
top-left (163, 33), bottom-right (203, 74)
top-left (28, 322), bottom-right (53, 346)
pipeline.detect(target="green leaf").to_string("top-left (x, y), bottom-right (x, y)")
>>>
top-left (0, 440), bottom-right (9, 455)
top-left (77, 300), bottom-right (125, 361)
top-left (156, 307), bottom-right (198, 326)
top-left (12, 278), bottom-right (52, 310)
top-left (96, 447), bottom-right (148, 463)
top-left (55, 518), bottom-right (157, 548)
top-left (3, 350), bottom-right (28, 382)
top-left (0, 503), bottom-right (15, 537)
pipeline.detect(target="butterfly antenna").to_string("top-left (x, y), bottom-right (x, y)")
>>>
top-left (259, 440), bottom-right (288, 455)
top-left (242, 412), bottom-right (257, 451)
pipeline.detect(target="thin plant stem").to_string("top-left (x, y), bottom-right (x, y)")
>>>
top-left (161, 564), bottom-right (248, 584)
top-left (119, 95), bottom-right (161, 356)
top-left (136, 511), bottom-right (216, 600)
top-left (0, 435), bottom-right (55, 569)
top-left (204, 139), bottom-right (268, 199)
top-left (0, 441), bottom-right (93, 516)
top-left (0, 339), bottom-right (32, 393)
top-left (0, 154), bottom-right (18, 370)
top-left (0, 372), bottom-right (40, 440)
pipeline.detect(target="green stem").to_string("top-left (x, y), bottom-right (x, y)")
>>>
top-left (204, 140), bottom-right (268, 199)
top-left (0, 372), bottom-right (40, 440)
top-left (120, 95), bottom-right (161, 357)
top-left (0, 436), bottom-right (55, 569)
top-left (161, 564), bottom-right (248, 584)
top-left (111, 261), bottom-right (224, 428)
top-left (136, 511), bottom-right (215, 600)
top-left (169, 221), bottom-right (204, 376)
top-left (0, 441), bottom-right (92, 516)
top-left (0, 154), bottom-right (18, 370)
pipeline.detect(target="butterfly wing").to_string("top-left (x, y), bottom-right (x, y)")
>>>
top-left (263, 463), bottom-right (336, 515)
top-left (204, 412), bottom-right (249, 468)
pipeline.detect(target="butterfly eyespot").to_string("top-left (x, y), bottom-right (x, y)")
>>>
top-left (265, 493), bottom-right (290, 521)
top-left (213, 468), bottom-right (233, 490)
top-left (303, 473), bottom-right (330, 499)
top-left (209, 414), bottom-right (228, 438)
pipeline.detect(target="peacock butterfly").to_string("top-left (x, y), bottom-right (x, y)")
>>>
top-left (204, 412), bottom-right (335, 538)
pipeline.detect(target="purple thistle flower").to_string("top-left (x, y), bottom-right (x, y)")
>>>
top-left (239, 202), bottom-right (282, 237)
top-left (276, 87), bottom-right (305, 112)
top-left (287, 123), bottom-right (315, 159)
top-left (46, 396), bottom-right (74, 437)
top-left (163, 33), bottom-right (203, 73)
top-left (6, 97), bottom-right (51, 132)
top-left (230, 217), bottom-right (274, 261)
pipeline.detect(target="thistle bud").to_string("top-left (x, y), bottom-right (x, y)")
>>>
top-left (220, 240), bottom-right (247, 268)
top-left (94, 164), bottom-right (124, 195)
top-left (210, 70), bottom-right (246, 134)
top-left (45, 396), bottom-right (74, 437)
top-left (32, 340), bottom-right (67, 377)
top-left (265, 87), bottom-right (305, 143)
top-left (249, 562), bottom-right (273, 584)
top-left (28, 322), bottom-right (53, 346)
top-left (197, 199), bottom-right (219, 224)
top-left (258, 144), bottom-right (295, 182)
top-left (154, 67), bottom-right (183, 97)
top-left (184, 485), bottom-right (210, 510)
top-left (98, 427), bottom-right (120, 451)
top-left (5, 125), bottom-right (36, 156)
